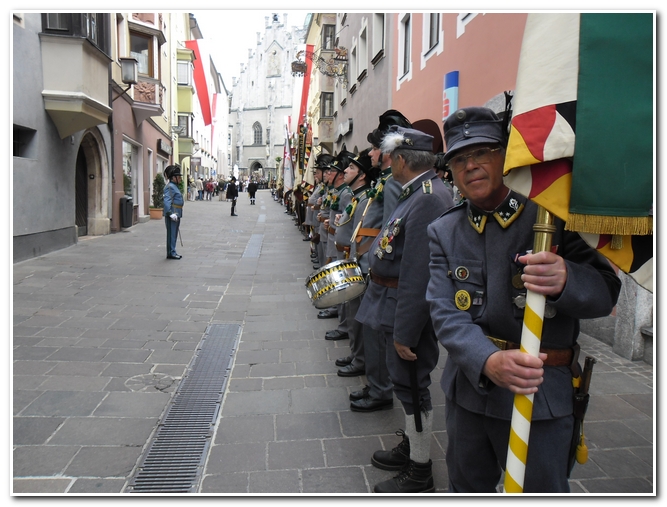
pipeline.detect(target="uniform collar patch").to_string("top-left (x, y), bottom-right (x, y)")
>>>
top-left (467, 192), bottom-right (525, 233)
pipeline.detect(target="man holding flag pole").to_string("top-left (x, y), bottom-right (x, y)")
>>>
top-left (426, 106), bottom-right (621, 492)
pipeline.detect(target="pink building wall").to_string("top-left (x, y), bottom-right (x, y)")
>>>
top-left (391, 13), bottom-right (527, 149)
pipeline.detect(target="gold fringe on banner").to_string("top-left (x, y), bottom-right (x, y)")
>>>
top-left (565, 214), bottom-right (653, 236)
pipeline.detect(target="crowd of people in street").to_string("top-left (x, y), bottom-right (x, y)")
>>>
top-left (284, 107), bottom-right (621, 494)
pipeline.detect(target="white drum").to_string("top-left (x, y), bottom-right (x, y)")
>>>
top-left (305, 259), bottom-right (367, 309)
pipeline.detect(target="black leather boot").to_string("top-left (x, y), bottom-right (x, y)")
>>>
top-left (373, 459), bottom-right (434, 493)
top-left (371, 429), bottom-right (410, 470)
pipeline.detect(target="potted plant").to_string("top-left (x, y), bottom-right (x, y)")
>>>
top-left (149, 172), bottom-right (165, 219)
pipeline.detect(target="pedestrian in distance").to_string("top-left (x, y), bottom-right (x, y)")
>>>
top-left (427, 106), bottom-right (622, 493)
top-left (227, 176), bottom-right (239, 216)
top-left (248, 179), bottom-right (258, 205)
top-left (163, 164), bottom-right (184, 260)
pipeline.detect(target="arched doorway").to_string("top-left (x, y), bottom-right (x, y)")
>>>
top-left (75, 148), bottom-right (88, 236)
top-left (76, 129), bottom-right (111, 237)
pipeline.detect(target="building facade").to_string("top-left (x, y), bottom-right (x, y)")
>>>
top-left (12, 12), bottom-right (226, 262)
top-left (333, 12), bottom-right (392, 154)
top-left (229, 13), bottom-right (305, 182)
top-left (13, 13), bottom-right (114, 262)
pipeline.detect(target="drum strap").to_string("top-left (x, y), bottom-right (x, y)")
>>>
top-left (335, 243), bottom-right (351, 253)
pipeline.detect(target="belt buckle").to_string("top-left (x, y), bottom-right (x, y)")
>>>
top-left (488, 336), bottom-right (509, 350)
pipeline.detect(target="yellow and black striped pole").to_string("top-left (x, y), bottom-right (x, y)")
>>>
top-left (504, 205), bottom-right (556, 493)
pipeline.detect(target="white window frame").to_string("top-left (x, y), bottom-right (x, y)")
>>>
top-left (177, 61), bottom-right (192, 86)
top-left (371, 13), bottom-right (385, 64)
top-left (397, 13), bottom-right (412, 90)
top-left (421, 13), bottom-right (443, 69)
top-left (457, 13), bottom-right (479, 38)
top-left (358, 18), bottom-right (368, 81)
top-left (348, 38), bottom-right (357, 93)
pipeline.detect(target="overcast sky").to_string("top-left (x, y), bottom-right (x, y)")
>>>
top-left (191, 10), bottom-right (310, 90)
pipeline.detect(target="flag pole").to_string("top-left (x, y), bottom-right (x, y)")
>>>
top-left (503, 205), bottom-right (556, 493)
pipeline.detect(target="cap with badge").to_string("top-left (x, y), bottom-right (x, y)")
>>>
top-left (380, 125), bottom-right (434, 153)
top-left (443, 107), bottom-right (504, 163)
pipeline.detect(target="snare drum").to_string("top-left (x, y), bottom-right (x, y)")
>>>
top-left (305, 259), bottom-right (366, 308)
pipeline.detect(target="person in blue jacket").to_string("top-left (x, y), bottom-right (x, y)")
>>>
top-left (163, 164), bottom-right (184, 259)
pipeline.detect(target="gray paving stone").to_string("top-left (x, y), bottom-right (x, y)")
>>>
top-left (13, 478), bottom-right (72, 493)
top-left (290, 386), bottom-right (355, 413)
top-left (92, 392), bottom-right (171, 417)
top-left (214, 414), bottom-right (275, 445)
top-left (13, 445), bottom-right (80, 476)
top-left (46, 347), bottom-right (111, 362)
top-left (323, 436), bottom-right (381, 467)
top-left (276, 412), bottom-right (343, 440)
top-left (586, 420), bottom-right (651, 448)
top-left (46, 361), bottom-right (108, 376)
top-left (13, 417), bottom-right (66, 445)
top-left (222, 390), bottom-right (290, 416)
top-left (67, 478), bottom-right (126, 493)
top-left (200, 472), bottom-right (249, 493)
top-left (206, 442), bottom-right (267, 473)
top-left (268, 439), bottom-right (325, 470)
top-left (48, 417), bottom-right (157, 445)
top-left (13, 375), bottom-right (48, 390)
top-left (248, 470), bottom-right (301, 493)
top-left (578, 477), bottom-right (653, 494)
top-left (20, 391), bottom-right (108, 417)
top-left (301, 466), bottom-right (368, 494)
top-left (65, 446), bottom-right (143, 478)
top-left (37, 375), bottom-right (111, 392)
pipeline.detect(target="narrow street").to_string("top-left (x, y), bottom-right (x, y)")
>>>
top-left (12, 190), bottom-right (654, 495)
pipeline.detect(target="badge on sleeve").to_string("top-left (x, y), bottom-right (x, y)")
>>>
top-left (455, 290), bottom-right (471, 311)
top-left (454, 266), bottom-right (469, 281)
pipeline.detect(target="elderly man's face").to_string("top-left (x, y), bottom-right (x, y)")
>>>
top-left (450, 143), bottom-right (508, 210)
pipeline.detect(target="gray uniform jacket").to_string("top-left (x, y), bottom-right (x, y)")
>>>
top-left (348, 187), bottom-right (372, 273)
top-left (164, 181), bottom-right (184, 218)
top-left (426, 190), bottom-right (621, 421)
top-left (304, 183), bottom-right (322, 227)
top-left (318, 185), bottom-right (332, 247)
top-left (336, 184), bottom-right (371, 251)
top-left (356, 170), bottom-right (453, 347)
top-left (327, 183), bottom-right (353, 260)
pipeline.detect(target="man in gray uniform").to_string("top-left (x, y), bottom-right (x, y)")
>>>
top-left (349, 110), bottom-right (410, 411)
top-left (356, 126), bottom-right (454, 493)
top-left (332, 151), bottom-right (375, 376)
top-left (324, 151), bottom-right (355, 341)
top-left (427, 107), bottom-right (621, 492)
top-left (307, 154), bottom-right (333, 271)
top-left (315, 157), bottom-right (338, 319)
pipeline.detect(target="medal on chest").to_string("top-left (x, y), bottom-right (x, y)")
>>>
top-left (374, 217), bottom-right (402, 259)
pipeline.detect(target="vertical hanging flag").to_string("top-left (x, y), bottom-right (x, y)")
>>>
top-left (283, 124), bottom-right (294, 191)
top-left (504, 12), bottom-right (654, 292)
top-left (442, 71), bottom-right (459, 122)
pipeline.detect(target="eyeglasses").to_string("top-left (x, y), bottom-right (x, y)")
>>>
top-left (447, 147), bottom-right (502, 172)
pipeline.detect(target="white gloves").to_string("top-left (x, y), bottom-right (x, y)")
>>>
top-left (170, 213), bottom-right (179, 221)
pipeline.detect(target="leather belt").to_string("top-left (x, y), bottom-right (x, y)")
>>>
top-left (173, 204), bottom-right (183, 208)
top-left (327, 226), bottom-right (336, 234)
top-left (356, 227), bottom-right (381, 239)
top-left (487, 336), bottom-right (574, 367)
top-left (335, 243), bottom-right (350, 253)
top-left (370, 270), bottom-right (399, 288)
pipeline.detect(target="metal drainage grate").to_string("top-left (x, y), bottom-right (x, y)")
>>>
top-left (126, 324), bottom-right (241, 493)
